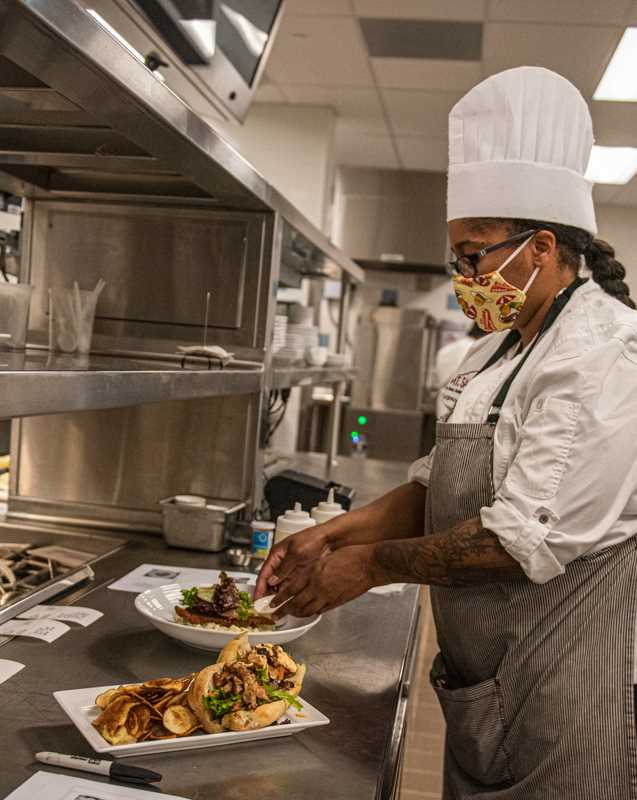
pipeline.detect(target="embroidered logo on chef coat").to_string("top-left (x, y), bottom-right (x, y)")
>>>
top-left (439, 370), bottom-right (479, 420)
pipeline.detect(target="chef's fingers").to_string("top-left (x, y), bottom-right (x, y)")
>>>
top-left (271, 572), bottom-right (309, 613)
top-left (255, 542), bottom-right (288, 599)
top-left (284, 586), bottom-right (318, 618)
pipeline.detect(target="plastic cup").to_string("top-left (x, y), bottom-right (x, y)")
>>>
top-left (0, 283), bottom-right (33, 350)
top-left (50, 287), bottom-right (98, 355)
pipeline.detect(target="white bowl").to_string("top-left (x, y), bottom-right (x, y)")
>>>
top-left (306, 346), bottom-right (328, 367)
top-left (135, 583), bottom-right (321, 651)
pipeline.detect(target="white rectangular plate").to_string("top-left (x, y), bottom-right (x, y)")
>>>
top-left (54, 685), bottom-right (330, 757)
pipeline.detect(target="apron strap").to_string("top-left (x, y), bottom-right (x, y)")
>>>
top-left (485, 277), bottom-right (587, 424)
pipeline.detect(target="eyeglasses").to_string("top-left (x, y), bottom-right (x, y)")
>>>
top-left (447, 229), bottom-right (537, 278)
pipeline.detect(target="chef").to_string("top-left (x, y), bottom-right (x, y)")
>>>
top-left (256, 67), bottom-right (637, 797)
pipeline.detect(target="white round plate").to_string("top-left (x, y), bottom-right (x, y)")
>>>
top-left (135, 583), bottom-right (321, 651)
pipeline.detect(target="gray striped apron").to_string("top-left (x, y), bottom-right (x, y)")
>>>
top-left (426, 280), bottom-right (637, 798)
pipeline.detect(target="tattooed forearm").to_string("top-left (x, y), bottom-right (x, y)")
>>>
top-left (372, 517), bottom-right (523, 587)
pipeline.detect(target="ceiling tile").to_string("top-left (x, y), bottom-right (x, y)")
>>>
top-left (281, 86), bottom-right (388, 134)
top-left (353, 0), bottom-right (486, 22)
top-left (482, 22), bottom-right (623, 98)
top-left (254, 82), bottom-right (287, 102)
top-left (592, 102), bottom-right (637, 147)
top-left (283, 0), bottom-right (353, 14)
top-left (593, 184), bottom-right (624, 204)
top-left (381, 89), bottom-right (460, 137)
top-left (266, 15), bottom-right (374, 87)
top-left (487, 0), bottom-right (633, 25)
top-left (373, 58), bottom-right (482, 91)
top-left (396, 136), bottom-right (448, 171)
top-left (335, 125), bottom-right (399, 168)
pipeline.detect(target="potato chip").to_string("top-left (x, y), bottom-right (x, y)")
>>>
top-left (163, 704), bottom-right (198, 735)
top-left (167, 690), bottom-right (188, 707)
top-left (95, 688), bottom-right (124, 709)
top-left (126, 704), bottom-right (151, 737)
top-left (92, 695), bottom-right (140, 738)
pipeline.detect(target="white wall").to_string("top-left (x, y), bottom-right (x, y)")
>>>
top-left (595, 204), bottom-right (637, 295)
top-left (210, 104), bottom-right (336, 232)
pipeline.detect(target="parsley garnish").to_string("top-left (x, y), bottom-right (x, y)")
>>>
top-left (202, 690), bottom-right (241, 719)
top-left (255, 663), bottom-right (303, 711)
top-left (266, 686), bottom-right (303, 711)
top-left (237, 590), bottom-right (253, 622)
top-left (180, 587), bottom-right (199, 608)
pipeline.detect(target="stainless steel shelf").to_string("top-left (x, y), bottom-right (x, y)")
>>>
top-left (0, 350), bottom-right (263, 418)
top-left (0, 0), bottom-right (363, 284)
top-left (271, 365), bottom-right (356, 390)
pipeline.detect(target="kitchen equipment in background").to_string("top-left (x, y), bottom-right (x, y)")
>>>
top-left (250, 520), bottom-right (275, 559)
top-left (311, 488), bottom-right (346, 525)
top-left (49, 280), bottom-right (105, 354)
top-left (343, 407), bottom-right (426, 463)
top-left (0, 283), bottom-right (32, 349)
top-left (288, 303), bottom-right (314, 325)
top-left (264, 469), bottom-right (355, 524)
top-left (348, 303), bottom-right (439, 461)
top-left (0, 525), bottom-right (123, 624)
top-left (160, 496), bottom-right (246, 552)
top-left (274, 502), bottom-right (316, 543)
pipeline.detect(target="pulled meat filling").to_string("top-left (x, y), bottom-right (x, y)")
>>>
top-left (209, 656), bottom-right (296, 711)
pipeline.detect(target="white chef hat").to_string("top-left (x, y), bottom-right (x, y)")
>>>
top-left (447, 66), bottom-right (597, 235)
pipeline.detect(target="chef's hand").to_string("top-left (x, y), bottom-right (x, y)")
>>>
top-left (272, 544), bottom-right (380, 617)
top-left (254, 526), bottom-right (332, 600)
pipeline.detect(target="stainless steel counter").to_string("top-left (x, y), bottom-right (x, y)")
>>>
top-left (0, 457), bottom-right (419, 800)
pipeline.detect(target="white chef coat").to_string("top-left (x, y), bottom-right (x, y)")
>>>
top-left (434, 335), bottom-right (477, 418)
top-left (410, 280), bottom-right (637, 582)
top-left (410, 280), bottom-right (637, 677)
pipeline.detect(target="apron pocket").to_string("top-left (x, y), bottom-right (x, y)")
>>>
top-left (430, 652), bottom-right (512, 787)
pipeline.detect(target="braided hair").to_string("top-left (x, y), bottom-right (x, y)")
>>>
top-left (465, 217), bottom-right (635, 310)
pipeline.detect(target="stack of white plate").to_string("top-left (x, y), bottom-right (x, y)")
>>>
top-left (287, 324), bottom-right (320, 352)
top-left (273, 315), bottom-right (287, 353)
top-left (326, 352), bottom-right (352, 368)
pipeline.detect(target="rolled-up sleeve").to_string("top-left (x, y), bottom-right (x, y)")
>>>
top-left (481, 338), bottom-right (637, 583)
top-left (408, 447), bottom-right (436, 487)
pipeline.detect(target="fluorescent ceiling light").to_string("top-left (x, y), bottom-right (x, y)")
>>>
top-left (585, 145), bottom-right (637, 184)
top-left (594, 27), bottom-right (637, 101)
top-left (86, 9), bottom-right (145, 64)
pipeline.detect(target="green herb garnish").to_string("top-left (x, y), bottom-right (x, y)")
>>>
top-left (266, 686), bottom-right (303, 711)
top-left (202, 690), bottom-right (241, 719)
top-left (237, 590), bottom-right (253, 622)
top-left (255, 663), bottom-right (303, 711)
top-left (180, 587), bottom-right (199, 608)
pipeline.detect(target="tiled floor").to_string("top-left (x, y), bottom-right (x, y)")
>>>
top-left (400, 588), bottom-right (445, 800)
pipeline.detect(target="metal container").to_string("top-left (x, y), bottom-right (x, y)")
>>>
top-left (160, 497), bottom-right (246, 552)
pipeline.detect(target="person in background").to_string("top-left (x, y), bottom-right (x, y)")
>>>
top-left (256, 66), bottom-right (637, 798)
top-left (434, 323), bottom-right (486, 418)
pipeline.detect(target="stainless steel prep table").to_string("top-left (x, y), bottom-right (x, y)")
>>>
top-left (0, 457), bottom-right (420, 800)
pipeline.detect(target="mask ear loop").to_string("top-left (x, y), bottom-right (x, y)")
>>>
top-left (498, 234), bottom-right (538, 291)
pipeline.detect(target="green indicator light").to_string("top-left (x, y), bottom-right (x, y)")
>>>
top-left (351, 431), bottom-right (360, 439)
top-left (357, 415), bottom-right (368, 425)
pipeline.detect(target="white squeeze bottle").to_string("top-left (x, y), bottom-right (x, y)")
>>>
top-left (275, 501), bottom-right (316, 543)
top-left (311, 488), bottom-right (346, 525)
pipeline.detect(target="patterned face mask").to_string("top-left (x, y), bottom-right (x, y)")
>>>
top-left (452, 236), bottom-right (538, 332)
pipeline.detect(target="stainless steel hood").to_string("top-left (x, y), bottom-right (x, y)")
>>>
top-left (0, 0), bottom-right (363, 282)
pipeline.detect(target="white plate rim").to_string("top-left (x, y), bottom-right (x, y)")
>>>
top-left (134, 583), bottom-right (321, 641)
